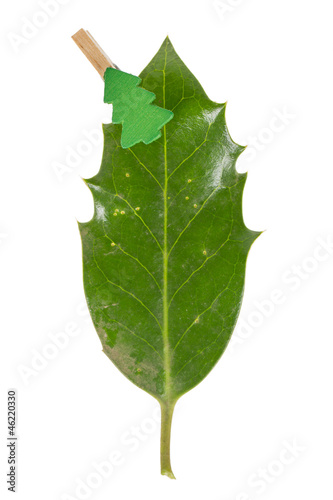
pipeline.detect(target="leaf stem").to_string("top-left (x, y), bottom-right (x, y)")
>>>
top-left (160, 400), bottom-right (176, 479)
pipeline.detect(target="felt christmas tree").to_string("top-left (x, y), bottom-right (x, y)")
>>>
top-left (104, 68), bottom-right (173, 148)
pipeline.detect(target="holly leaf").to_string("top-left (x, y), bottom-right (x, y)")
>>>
top-left (79, 37), bottom-right (260, 478)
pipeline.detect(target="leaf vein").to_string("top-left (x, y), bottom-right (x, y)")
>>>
top-left (168, 187), bottom-right (219, 257)
top-left (105, 318), bottom-right (163, 361)
top-left (168, 124), bottom-right (211, 179)
top-left (92, 241), bottom-right (162, 332)
top-left (168, 221), bottom-right (233, 307)
top-left (102, 228), bottom-right (162, 294)
top-left (172, 264), bottom-right (238, 354)
top-left (128, 148), bottom-right (164, 192)
top-left (116, 195), bottom-right (164, 253)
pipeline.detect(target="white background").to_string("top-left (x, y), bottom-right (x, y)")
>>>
top-left (1, 0), bottom-right (333, 499)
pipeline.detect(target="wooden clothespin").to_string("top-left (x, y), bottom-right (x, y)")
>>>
top-left (72, 29), bottom-right (119, 78)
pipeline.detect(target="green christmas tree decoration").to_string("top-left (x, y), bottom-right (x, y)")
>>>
top-left (104, 67), bottom-right (174, 149)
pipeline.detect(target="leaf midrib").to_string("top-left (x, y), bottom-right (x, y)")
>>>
top-left (162, 41), bottom-right (172, 403)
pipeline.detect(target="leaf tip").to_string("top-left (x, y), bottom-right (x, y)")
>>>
top-left (162, 34), bottom-right (175, 51)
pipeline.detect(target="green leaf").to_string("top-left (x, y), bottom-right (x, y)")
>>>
top-left (79, 37), bottom-right (260, 478)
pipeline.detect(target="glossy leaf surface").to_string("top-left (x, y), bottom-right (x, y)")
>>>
top-left (79, 37), bottom-right (260, 477)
